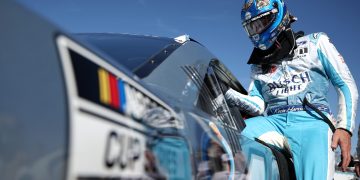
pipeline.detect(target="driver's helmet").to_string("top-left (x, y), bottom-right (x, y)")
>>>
top-left (241, 0), bottom-right (291, 50)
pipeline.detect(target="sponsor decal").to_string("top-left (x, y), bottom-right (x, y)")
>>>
top-left (313, 33), bottom-right (320, 39)
top-left (298, 47), bottom-right (308, 55)
top-left (256, 0), bottom-right (270, 9)
top-left (71, 115), bottom-right (147, 179)
top-left (273, 106), bottom-right (304, 114)
top-left (267, 71), bottom-right (311, 96)
top-left (65, 45), bottom-right (178, 127)
top-left (269, 104), bottom-right (330, 115)
top-left (104, 130), bottom-right (142, 170)
top-left (297, 41), bottom-right (307, 46)
top-left (104, 130), bottom-right (145, 171)
top-left (259, 44), bottom-right (266, 50)
top-left (245, 12), bottom-right (252, 20)
top-left (293, 47), bottom-right (309, 58)
top-left (98, 68), bottom-right (125, 111)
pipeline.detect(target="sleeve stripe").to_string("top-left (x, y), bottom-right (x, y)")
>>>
top-left (318, 49), bottom-right (354, 131)
top-left (242, 96), bottom-right (262, 110)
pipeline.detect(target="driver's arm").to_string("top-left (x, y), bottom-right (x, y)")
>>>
top-left (225, 79), bottom-right (265, 116)
top-left (316, 33), bottom-right (358, 171)
top-left (317, 33), bottom-right (358, 134)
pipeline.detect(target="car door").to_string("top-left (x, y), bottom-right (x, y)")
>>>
top-left (209, 60), bottom-right (296, 180)
top-left (200, 60), bottom-right (287, 180)
top-left (180, 62), bottom-right (248, 179)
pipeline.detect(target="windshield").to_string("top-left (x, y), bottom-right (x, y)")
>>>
top-left (75, 33), bottom-right (178, 74)
top-left (141, 41), bottom-right (213, 107)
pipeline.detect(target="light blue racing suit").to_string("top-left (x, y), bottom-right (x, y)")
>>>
top-left (226, 32), bottom-right (358, 179)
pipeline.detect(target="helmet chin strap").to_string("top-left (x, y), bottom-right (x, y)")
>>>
top-left (247, 28), bottom-right (303, 65)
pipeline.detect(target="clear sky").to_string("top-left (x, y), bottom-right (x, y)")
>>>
top-left (18, 0), bottom-right (360, 154)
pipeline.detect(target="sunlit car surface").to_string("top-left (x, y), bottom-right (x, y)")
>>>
top-left (0, 0), bottom-right (295, 179)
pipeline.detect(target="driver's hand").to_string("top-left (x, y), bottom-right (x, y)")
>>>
top-left (331, 128), bottom-right (351, 171)
top-left (224, 88), bottom-right (240, 107)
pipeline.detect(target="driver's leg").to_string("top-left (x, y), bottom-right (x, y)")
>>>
top-left (241, 113), bottom-right (289, 150)
top-left (284, 111), bottom-right (335, 180)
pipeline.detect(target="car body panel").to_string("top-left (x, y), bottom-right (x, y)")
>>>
top-left (0, 1), bottom-right (68, 179)
top-left (1, 0), bottom-right (283, 179)
top-left (77, 33), bottom-right (282, 179)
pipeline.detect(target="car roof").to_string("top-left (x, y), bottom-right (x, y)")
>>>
top-left (74, 33), bottom-right (182, 77)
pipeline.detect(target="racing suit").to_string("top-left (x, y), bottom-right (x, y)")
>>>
top-left (226, 32), bottom-right (358, 179)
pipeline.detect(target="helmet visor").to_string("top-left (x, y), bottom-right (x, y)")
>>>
top-left (243, 9), bottom-right (278, 36)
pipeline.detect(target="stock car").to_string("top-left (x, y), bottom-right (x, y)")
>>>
top-left (0, 0), bottom-right (295, 179)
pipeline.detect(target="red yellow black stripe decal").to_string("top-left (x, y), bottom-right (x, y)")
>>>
top-left (98, 68), bottom-right (126, 112)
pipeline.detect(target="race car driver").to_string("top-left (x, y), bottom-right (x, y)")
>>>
top-left (225, 0), bottom-right (358, 179)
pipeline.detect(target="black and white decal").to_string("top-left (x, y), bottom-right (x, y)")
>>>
top-left (56, 35), bottom-right (181, 179)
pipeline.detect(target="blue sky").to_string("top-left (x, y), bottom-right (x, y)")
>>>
top-left (19, 0), bottom-right (360, 154)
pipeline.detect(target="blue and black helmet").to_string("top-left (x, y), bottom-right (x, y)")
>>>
top-left (241, 0), bottom-right (292, 50)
